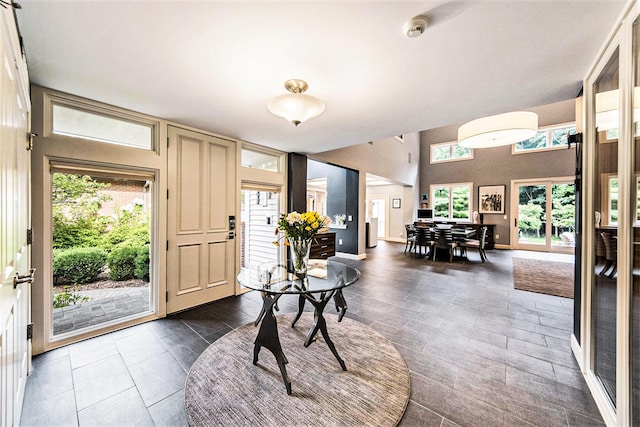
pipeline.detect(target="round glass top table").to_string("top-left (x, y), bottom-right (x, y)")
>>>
top-left (237, 261), bottom-right (360, 395)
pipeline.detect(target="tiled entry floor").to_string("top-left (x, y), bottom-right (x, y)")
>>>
top-left (21, 243), bottom-right (603, 426)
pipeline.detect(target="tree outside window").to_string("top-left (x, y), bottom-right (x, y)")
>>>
top-left (431, 183), bottom-right (471, 221)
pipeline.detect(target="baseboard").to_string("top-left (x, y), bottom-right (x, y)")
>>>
top-left (386, 238), bottom-right (405, 243)
top-left (570, 334), bottom-right (583, 371)
top-left (335, 252), bottom-right (366, 260)
top-left (494, 244), bottom-right (511, 250)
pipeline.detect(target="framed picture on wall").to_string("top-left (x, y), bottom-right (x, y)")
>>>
top-left (478, 185), bottom-right (505, 214)
top-left (392, 198), bottom-right (401, 209)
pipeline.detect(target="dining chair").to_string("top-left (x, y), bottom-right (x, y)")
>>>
top-left (595, 231), bottom-right (609, 275)
top-left (432, 227), bottom-right (457, 262)
top-left (404, 224), bottom-right (416, 254)
top-left (414, 226), bottom-right (433, 258)
top-left (459, 226), bottom-right (488, 263)
top-left (600, 231), bottom-right (617, 278)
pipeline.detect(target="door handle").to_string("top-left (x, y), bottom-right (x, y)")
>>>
top-left (14, 268), bottom-right (35, 289)
top-left (514, 218), bottom-right (518, 227)
top-left (227, 231), bottom-right (235, 240)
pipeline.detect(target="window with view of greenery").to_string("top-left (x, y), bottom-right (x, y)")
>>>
top-left (608, 176), bottom-right (619, 224)
top-left (514, 124), bottom-right (576, 153)
top-left (604, 175), bottom-right (640, 225)
top-left (431, 183), bottom-right (471, 221)
top-left (431, 141), bottom-right (473, 163)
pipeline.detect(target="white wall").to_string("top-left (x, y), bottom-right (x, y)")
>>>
top-left (366, 184), bottom-right (411, 242)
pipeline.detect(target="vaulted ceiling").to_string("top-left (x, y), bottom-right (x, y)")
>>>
top-left (16, 1), bottom-right (625, 154)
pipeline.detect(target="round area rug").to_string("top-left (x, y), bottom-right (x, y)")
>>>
top-left (184, 312), bottom-right (410, 426)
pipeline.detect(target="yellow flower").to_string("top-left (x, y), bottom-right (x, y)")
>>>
top-left (312, 222), bottom-right (319, 229)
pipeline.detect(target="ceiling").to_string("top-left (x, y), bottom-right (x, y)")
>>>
top-left (16, 1), bottom-right (625, 154)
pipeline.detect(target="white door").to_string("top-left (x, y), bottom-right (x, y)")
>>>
top-left (167, 127), bottom-right (236, 313)
top-left (0, 7), bottom-right (31, 425)
top-left (368, 197), bottom-right (387, 239)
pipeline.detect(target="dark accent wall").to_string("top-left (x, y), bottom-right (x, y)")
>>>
top-left (288, 152), bottom-right (307, 213)
top-left (307, 160), bottom-right (359, 254)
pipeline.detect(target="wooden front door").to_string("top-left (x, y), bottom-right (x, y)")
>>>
top-left (0, 6), bottom-right (32, 425)
top-left (167, 127), bottom-right (236, 313)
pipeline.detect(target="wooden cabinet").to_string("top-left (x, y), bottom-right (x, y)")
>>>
top-left (310, 232), bottom-right (336, 259)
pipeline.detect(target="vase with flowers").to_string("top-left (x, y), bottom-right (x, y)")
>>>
top-left (274, 211), bottom-right (331, 279)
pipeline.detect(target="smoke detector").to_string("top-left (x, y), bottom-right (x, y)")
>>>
top-left (404, 15), bottom-right (429, 38)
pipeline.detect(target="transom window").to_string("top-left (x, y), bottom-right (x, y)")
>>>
top-left (430, 183), bottom-right (472, 221)
top-left (52, 104), bottom-right (154, 150)
top-left (513, 123), bottom-right (576, 153)
top-left (241, 148), bottom-right (280, 172)
top-left (430, 141), bottom-right (473, 163)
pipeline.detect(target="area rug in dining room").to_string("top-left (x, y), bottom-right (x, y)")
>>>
top-left (513, 257), bottom-right (574, 298)
top-left (184, 312), bottom-right (410, 427)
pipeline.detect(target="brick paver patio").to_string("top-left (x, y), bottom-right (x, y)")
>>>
top-left (53, 287), bottom-right (150, 335)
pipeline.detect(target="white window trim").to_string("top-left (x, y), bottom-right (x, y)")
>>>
top-left (430, 141), bottom-right (474, 164)
top-left (511, 121), bottom-right (576, 155)
top-left (429, 182), bottom-right (473, 221)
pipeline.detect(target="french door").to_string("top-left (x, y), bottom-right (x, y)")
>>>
top-left (511, 178), bottom-right (575, 253)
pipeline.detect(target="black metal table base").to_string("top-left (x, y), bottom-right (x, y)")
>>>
top-left (291, 290), bottom-right (348, 371)
top-left (253, 292), bottom-right (291, 395)
top-left (253, 286), bottom-right (349, 395)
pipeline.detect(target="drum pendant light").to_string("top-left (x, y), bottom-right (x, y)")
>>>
top-left (458, 111), bottom-right (538, 148)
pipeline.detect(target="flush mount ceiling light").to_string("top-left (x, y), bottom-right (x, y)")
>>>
top-left (457, 111), bottom-right (538, 149)
top-left (403, 15), bottom-right (429, 38)
top-left (267, 79), bottom-right (325, 126)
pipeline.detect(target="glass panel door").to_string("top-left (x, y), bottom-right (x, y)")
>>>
top-left (592, 47), bottom-right (619, 407)
top-left (51, 170), bottom-right (153, 338)
top-left (551, 183), bottom-right (576, 251)
top-left (516, 184), bottom-right (547, 249)
top-left (513, 181), bottom-right (575, 252)
top-left (240, 187), bottom-right (281, 290)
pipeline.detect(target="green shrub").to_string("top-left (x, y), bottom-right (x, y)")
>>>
top-left (134, 245), bottom-right (150, 281)
top-left (99, 204), bottom-right (149, 253)
top-left (53, 247), bottom-right (107, 284)
top-left (107, 245), bottom-right (139, 280)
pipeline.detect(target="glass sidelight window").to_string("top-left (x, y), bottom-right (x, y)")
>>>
top-left (592, 46), bottom-right (619, 408)
top-left (240, 187), bottom-right (281, 290)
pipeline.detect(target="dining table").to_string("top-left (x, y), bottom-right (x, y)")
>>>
top-left (415, 226), bottom-right (477, 260)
